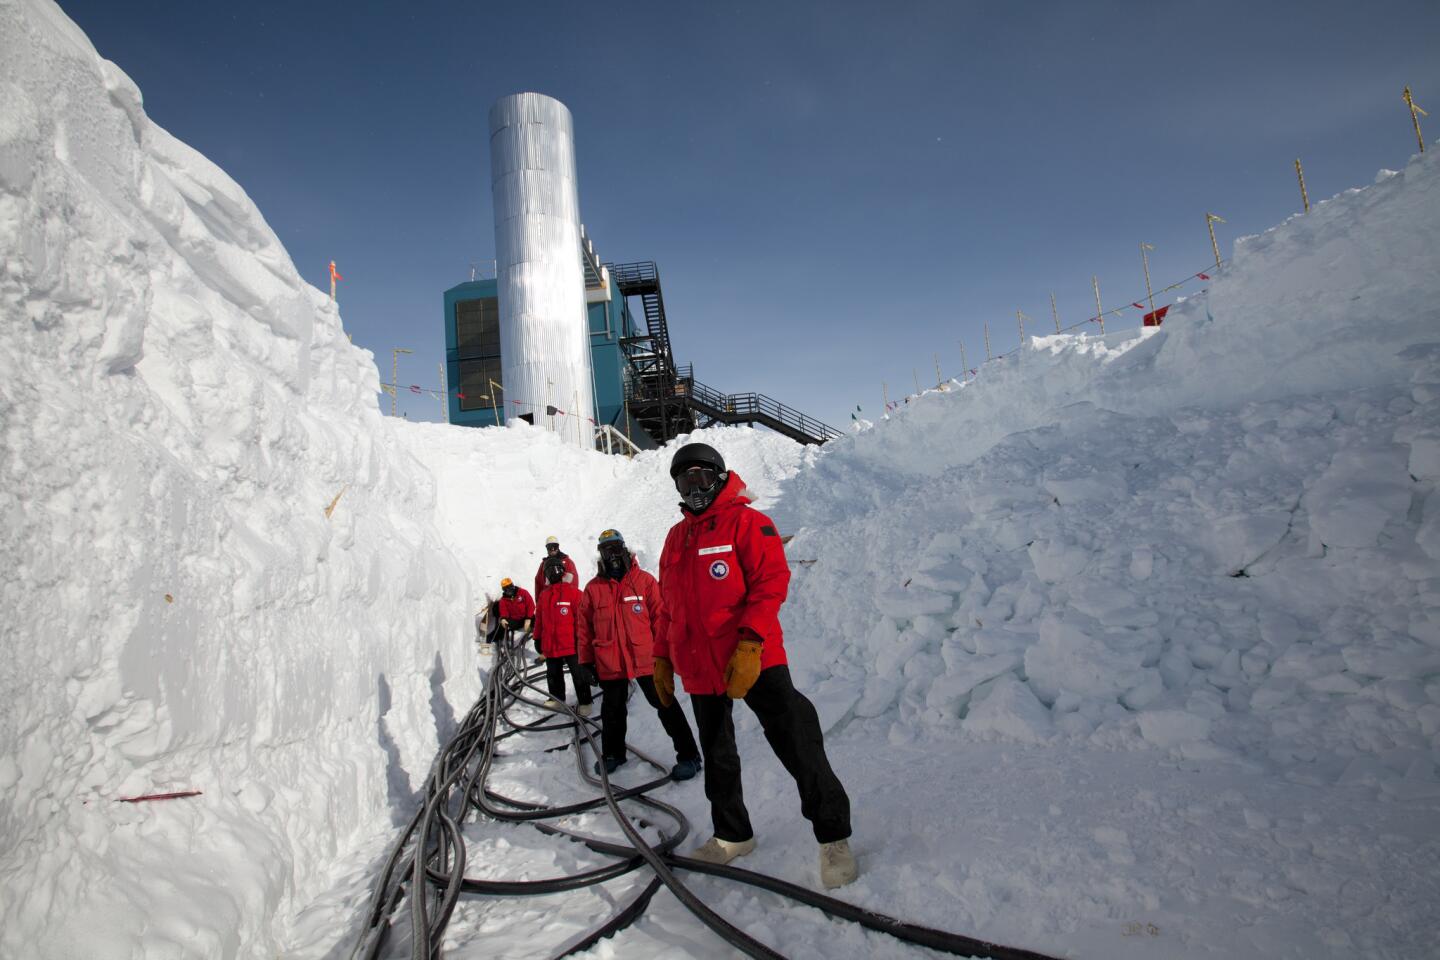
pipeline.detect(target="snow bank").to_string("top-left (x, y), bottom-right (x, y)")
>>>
top-left (390, 421), bottom-right (812, 606)
top-left (775, 140), bottom-right (1440, 797)
top-left (0, 1), bottom-right (481, 955)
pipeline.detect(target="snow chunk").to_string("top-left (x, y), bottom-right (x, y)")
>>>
top-left (1137, 709), bottom-right (1212, 747)
top-left (1027, 538), bottom-right (1090, 582)
top-left (1304, 446), bottom-right (1412, 548)
top-left (875, 583), bottom-right (954, 618)
top-left (926, 652), bottom-right (1021, 714)
top-left (1024, 617), bottom-right (1147, 704)
top-left (964, 675), bottom-right (1053, 743)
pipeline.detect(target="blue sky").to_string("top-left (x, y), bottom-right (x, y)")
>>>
top-left (60, 0), bottom-right (1440, 427)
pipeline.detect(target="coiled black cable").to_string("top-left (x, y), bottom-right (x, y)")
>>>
top-left (352, 631), bottom-right (1066, 960)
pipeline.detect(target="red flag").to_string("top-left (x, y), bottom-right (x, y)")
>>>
top-left (1197, 272), bottom-right (1210, 280)
top-left (409, 385), bottom-right (421, 394)
top-left (1142, 305), bottom-right (1170, 326)
top-left (457, 391), bottom-right (466, 400)
top-left (329, 260), bottom-right (343, 282)
top-left (1131, 302), bottom-right (1144, 310)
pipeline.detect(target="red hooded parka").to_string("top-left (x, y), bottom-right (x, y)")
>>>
top-left (655, 471), bottom-right (790, 695)
top-left (576, 561), bottom-right (663, 681)
top-left (535, 581), bottom-right (584, 658)
top-left (497, 587), bottom-right (535, 625)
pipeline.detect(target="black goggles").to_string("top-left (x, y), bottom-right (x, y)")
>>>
top-left (675, 465), bottom-right (720, 496)
top-left (599, 540), bottom-right (627, 557)
top-left (546, 543), bottom-right (560, 553)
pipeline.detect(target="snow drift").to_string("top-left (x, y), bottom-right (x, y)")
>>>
top-left (774, 151), bottom-right (1440, 796)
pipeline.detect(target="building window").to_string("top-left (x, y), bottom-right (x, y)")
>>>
top-left (456, 297), bottom-right (502, 415)
top-left (456, 298), bottom-right (501, 360)
top-left (459, 358), bottom-right (503, 412)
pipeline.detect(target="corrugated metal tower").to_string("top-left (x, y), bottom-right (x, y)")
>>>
top-left (488, 93), bottom-right (594, 445)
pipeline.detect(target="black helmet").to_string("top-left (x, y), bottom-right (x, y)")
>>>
top-left (543, 556), bottom-right (567, 584)
top-left (670, 442), bottom-right (725, 477)
top-left (670, 442), bottom-right (728, 514)
top-left (597, 529), bottom-right (630, 579)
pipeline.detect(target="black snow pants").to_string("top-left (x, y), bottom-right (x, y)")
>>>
top-left (689, 664), bottom-right (851, 844)
top-left (544, 655), bottom-right (593, 706)
top-left (598, 675), bottom-right (700, 765)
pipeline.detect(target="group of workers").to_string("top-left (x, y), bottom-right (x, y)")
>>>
top-left (481, 442), bottom-right (858, 889)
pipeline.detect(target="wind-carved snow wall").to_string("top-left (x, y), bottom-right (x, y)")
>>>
top-left (773, 144), bottom-right (1440, 798)
top-left (0, 1), bottom-right (481, 955)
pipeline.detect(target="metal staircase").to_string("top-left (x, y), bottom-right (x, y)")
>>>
top-left (606, 261), bottom-right (840, 446)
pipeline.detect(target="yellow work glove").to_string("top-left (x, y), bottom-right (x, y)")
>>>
top-left (724, 637), bottom-right (764, 699)
top-left (653, 656), bottom-right (676, 707)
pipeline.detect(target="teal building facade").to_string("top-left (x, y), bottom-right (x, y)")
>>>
top-left (444, 271), bottom-right (642, 437)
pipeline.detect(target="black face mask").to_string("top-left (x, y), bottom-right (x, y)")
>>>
top-left (599, 544), bottom-right (630, 579)
top-left (502, 586), bottom-right (517, 599)
top-left (676, 466), bottom-right (726, 514)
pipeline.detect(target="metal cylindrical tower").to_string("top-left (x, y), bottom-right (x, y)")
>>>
top-left (488, 93), bottom-right (594, 444)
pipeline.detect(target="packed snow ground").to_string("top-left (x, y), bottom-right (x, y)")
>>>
top-left (3, 0), bottom-right (1439, 957)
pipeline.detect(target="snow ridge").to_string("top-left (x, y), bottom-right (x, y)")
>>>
top-left (774, 144), bottom-right (1440, 796)
top-left (1, 1), bottom-right (479, 955)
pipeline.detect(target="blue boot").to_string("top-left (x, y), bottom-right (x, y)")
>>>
top-left (670, 757), bottom-right (702, 781)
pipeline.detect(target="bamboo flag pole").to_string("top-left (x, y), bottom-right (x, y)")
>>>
top-left (984, 321), bottom-right (992, 360)
top-left (1050, 292), bottom-right (1061, 333)
top-left (1140, 243), bottom-right (1157, 318)
top-left (1295, 158), bottom-right (1310, 212)
top-left (329, 260), bottom-right (341, 301)
top-left (913, 368), bottom-right (922, 396)
top-left (882, 381), bottom-right (889, 413)
top-left (1206, 213), bottom-right (1226, 268)
top-left (934, 353), bottom-right (943, 387)
top-left (1016, 310), bottom-right (1028, 345)
top-left (438, 363), bottom-right (448, 423)
top-left (958, 340), bottom-right (969, 379)
top-left (1092, 275), bottom-right (1106, 334)
top-left (324, 484), bottom-right (349, 520)
top-left (489, 378), bottom-right (503, 426)
top-left (390, 347), bottom-right (412, 417)
top-left (1404, 86), bottom-right (1427, 153)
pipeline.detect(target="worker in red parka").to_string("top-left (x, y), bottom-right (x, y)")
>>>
top-left (496, 577), bottom-right (535, 657)
top-left (654, 442), bottom-right (857, 889)
top-left (533, 535), bottom-right (578, 598)
top-left (577, 529), bottom-right (701, 781)
top-left (535, 560), bottom-right (593, 716)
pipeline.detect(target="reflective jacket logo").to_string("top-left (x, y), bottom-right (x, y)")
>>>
top-left (709, 559), bottom-right (730, 580)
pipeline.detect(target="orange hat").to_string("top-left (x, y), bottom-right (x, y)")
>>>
top-left (500, 577), bottom-right (513, 588)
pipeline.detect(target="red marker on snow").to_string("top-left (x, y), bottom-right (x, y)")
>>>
top-left (117, 790), bottom-right (203, 804)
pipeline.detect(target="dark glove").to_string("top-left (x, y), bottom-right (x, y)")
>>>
top-left (578, 662), bottom-right (599, 688)
top-left (653, 657), bottom-right (676, 707)
top-left (724, 632), bottom-right (763, 699)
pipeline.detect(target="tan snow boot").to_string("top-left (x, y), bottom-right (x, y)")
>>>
top-left (689, 836), bottom-right (756, 865)
top-left (819, 839), bottom-right (857, 889)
